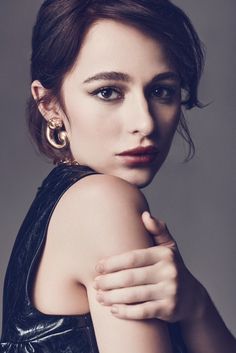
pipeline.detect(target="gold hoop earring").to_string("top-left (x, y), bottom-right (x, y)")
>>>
top-left (46, 118), bottom-right (69, 149)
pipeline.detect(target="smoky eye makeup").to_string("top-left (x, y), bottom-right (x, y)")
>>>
top-left (148, 83), bottom-right (180, 102)
top-left (88, 85), bottom-right (124, 102)
top-left (87, 78), bottom-right (180, 104)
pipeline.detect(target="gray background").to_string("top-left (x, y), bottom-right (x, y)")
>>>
top-left (0, 0), bottom-right (235, 336)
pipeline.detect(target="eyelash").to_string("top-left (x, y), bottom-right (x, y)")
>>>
top-left (90, 85), bottom-right (178, 103)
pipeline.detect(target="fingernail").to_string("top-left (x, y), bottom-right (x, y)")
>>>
top-left (95, 275), bottom-right (102, 281)
top-left (96, 290), bottom-right (104, 303)
top-left (93, 276), bottom-right (101, 289)
top-left (111, 306), bottom-right (119, 314)
top-left (93, 281), bottom-right (98, 289)
top-left (95, 262), bottom-right (104, 273)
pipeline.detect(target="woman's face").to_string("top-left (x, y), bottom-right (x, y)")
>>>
top-left (61, 19), bottom-right (181, 188)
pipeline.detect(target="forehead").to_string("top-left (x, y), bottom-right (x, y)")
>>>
top-left (68, 19), bottom-right (173, 81)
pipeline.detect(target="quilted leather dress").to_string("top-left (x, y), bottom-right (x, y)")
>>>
top-left (0, 164), bottom-right (188, 352)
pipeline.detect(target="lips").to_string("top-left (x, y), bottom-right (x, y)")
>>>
top-left (118, 145), bottom-right (158, 156)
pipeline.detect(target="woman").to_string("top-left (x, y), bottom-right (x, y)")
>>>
top-left (1, 0), bottom-right (235, 352)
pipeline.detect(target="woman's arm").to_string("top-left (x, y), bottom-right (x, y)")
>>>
top-left (180, 287), bottom-right (236, 353)
top-left (92, 212), bottom-right (236, 353)
top-left (57, 174), bottom-right (173, 353)
top-left (137, 215), bottom-right (236, 353)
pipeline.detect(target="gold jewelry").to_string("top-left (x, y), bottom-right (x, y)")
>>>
top-left (58, 158), bottom-right (80, 166)
top-left (46, 117), bottom-right (69, 149)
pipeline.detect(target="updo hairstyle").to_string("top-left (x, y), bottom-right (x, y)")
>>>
top-left (27, 0), bottom-right (205, 163)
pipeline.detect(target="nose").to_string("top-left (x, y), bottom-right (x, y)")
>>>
top-left (125, 91), bottom-right (156, 136)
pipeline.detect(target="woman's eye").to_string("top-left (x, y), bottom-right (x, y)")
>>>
top-left (150, 86), bottom-right (177, 102)
top-left (90, 85), bottom-right (178, 103)
top-left (91, 87), bottom-right (123, 101)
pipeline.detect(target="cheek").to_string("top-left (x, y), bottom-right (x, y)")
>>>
top-left (66, 99), bottom-right (97, 135)
top-left (68, 104), bottom-right (120, 143)
top-left (156, 105), bottom-right (181, 138)
top-left (169, 107), bottom-right (181, 133)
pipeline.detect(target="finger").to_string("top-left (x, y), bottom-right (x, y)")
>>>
top-left (142, 212), bottom-right (176, 248)
top-left (142, 211), bottom-right (171, 238)
top-left (95, 246), bottom-right (169, 275)
top-left (96, 283), bottom-right (166, 306)
top-left (94, 265), bottom-right (157, 290)
top-left (110, 300), bottom-right (166, 320)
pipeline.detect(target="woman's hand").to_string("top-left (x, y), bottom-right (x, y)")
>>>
top-left (93, 211), bottom-right (207, 323)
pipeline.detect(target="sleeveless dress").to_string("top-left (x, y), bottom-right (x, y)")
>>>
top-left (0, 164), bottom-right (188, 353)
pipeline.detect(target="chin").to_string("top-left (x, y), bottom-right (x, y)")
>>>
top-left (136, 173), bottom-right (157, 189)
top-left (116, 167), bottom-right (157, 189)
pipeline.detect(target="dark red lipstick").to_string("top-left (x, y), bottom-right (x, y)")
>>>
top-left (117, 145), bottom-right (159, 166)
top-left (118, 145), bottom-right (158, 156)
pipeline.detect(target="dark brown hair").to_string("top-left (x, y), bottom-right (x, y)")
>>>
top-left (27, 0), bottom-right (205, 163)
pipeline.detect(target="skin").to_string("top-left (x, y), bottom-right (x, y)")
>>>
top-left (93, 211), bottom-right (205, 323)
top-left (33, 19), bottom-right (181, 189)
top-left (32, 19), bottom-right (236, 353)
top-left (95, 212), bottom-right (236, 353)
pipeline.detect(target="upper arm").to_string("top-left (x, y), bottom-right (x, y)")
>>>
top-left (67, 174), bottom-right (154, 281)
top-left (53, 174), bottom-right (173, 353)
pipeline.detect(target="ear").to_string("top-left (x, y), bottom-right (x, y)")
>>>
top-left (31, 80), bottom-right (61, 121)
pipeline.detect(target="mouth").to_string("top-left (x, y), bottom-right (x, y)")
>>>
top-left (116, 152), bottom-right (159, 166)
top-left (117, 145), bottom-right (159, 156)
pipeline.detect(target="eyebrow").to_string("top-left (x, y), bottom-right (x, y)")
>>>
top-left (83, 71), bottom-right (180, 85)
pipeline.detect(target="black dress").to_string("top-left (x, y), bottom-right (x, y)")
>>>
top-left (0, 164), bottom-right (188, 353)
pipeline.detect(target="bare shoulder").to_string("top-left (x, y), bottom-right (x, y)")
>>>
top-left (48, 173), bottom-right (152, 285)
top-left (64, 173), bottom-right (149, 212)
